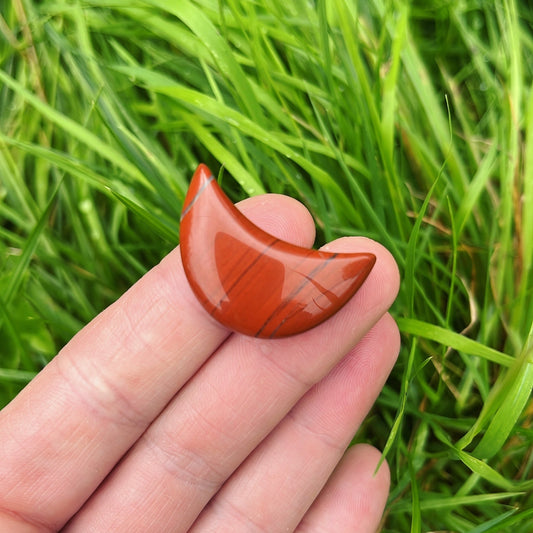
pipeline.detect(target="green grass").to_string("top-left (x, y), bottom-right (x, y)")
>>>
top-left (1, 0), bottom-right (532, 530)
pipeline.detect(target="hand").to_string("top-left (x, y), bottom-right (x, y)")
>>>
top-left (0, 192), bottom-right (400, 532)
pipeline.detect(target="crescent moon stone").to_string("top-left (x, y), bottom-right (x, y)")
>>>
top-left (180, 164), bottom-right (376, 338)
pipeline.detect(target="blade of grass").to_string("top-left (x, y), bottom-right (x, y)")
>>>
top-left (1, 179), bottom-right (62, 307)
top-left (409, 452), bottom-right (421, 533)
top-left (472, 324), bottom-right (533, 459)
top-left (468, 507), bottom-right (533, 533)
top-left (0, 368), bottom-right (37, 383)
top-left (145, 0), bottom-right (264, 125)
top-left (0, 69), bottom-right (151, 189)
top-left (455, 449), bottom-right (533, 492)
top-left (404, 176), bottom-right (441, 317)
top-left (396, 318), bottom-right (513, 367)
top-left (390, 491), bottom-right (525, 513)
top-left (111, 191), bottom-right (177, 244)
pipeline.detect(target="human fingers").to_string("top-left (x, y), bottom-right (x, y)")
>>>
top-left (65, 239), bottom-right (399, 532)
top-left (296, 444), bottom-right (391, 533)
top-left (189, 313), bottom-right (399, 531)
top-left (0, 193), bottom-right (316, 532)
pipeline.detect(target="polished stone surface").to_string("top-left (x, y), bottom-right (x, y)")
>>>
top-left (180, 164), bottom-right (376, 338)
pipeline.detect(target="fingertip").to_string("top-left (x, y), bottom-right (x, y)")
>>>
top-left (297, 444), bottom-right (390, 533)
top-left (347, 443), bottom-right (391, 490)
top-left (321, 236), bottom-right (400, 312)
top-left (338, 444), bottom-right (391, 525)
top-left (237, 194), bottom-right (316, 248)
top-left (366, 312), bottom-right (401, 366)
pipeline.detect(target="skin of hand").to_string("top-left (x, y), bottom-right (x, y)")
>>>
top-left (0, 192), bottom-right (400, 533)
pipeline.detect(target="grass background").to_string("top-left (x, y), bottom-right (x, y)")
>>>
top-left (1, 0), bottom-right (532, 531)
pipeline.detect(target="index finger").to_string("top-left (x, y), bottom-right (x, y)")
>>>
top-left (0, 193), bottom-right (316, 531)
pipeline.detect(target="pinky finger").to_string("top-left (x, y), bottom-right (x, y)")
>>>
top-left (296, 444), bottom-right (390, 533)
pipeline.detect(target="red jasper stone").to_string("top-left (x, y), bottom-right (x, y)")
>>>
top-left (180, 164), bottom-right (376, 338)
